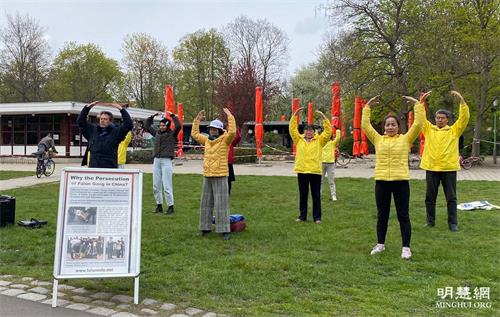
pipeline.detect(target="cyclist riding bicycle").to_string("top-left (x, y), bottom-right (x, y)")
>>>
top-left (33, 133), bottom-right (58, 162)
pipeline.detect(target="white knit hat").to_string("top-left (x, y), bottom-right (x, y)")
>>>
top-left (208, 119), bottom-right (224, 130)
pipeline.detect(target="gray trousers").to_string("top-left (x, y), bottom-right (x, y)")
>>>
top-left (199, 176), bottom-right (230, 233)
top-left (321, 163), bottom-right (337, 199)
top-left (153, 157), bottom-right (174, 206)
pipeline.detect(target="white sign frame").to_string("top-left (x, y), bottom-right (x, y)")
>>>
top-left (52, 167), bottom-right (143, 307)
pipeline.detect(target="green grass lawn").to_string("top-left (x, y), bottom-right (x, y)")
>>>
top-left (0, 170), bottom-right (34, 180)
top-left (0, 174), bottom-right (499, 316)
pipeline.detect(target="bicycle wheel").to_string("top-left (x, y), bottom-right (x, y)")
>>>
top-left (36, 163), bottom-right (43, 178)
top-left (408, 154), bottom-right (420, 169)
top-left (461, 158), bottom-right (472, 170)
top-left (44, 159), bottom-right (55, 176)
top-left (336, 152), bottom-right (351, 167)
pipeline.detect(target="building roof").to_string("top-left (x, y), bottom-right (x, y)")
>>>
top-left (0, 101), bottom-right (160, 120)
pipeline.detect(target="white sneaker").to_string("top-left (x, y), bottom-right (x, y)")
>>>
top-left (401, 247), bottom-right (412, 259)
top-left (331, 195), bottom-right (337, 201)
top-left (370, 244), bottom-right (385, 255)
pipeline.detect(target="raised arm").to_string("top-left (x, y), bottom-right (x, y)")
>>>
top-left (332, 129), bottom-right (341, 147)
top-left (288, 107), bottom-right (303, 145)
top-left (77, 101), bottom-right (99, 139)
top-left (316, 111), bottom-right (332, 147)
top-left (145, 113), bottom-right (161, 136)
top-left (403, 96), bottom-right (424, 143)
top-left (114, 105), bottom-right (134, 142)
top-left (191, 110), bottom-right (208, 145)
top-left (171, 113), bottom-right (182, 137)
top-left (224, 108), bottom-right (236, 145)
top-left (450, 90), bottom-right (470, 136)
top-left (361, 96), bottom-right (382, 144)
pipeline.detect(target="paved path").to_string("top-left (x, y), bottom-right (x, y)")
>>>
top-left (0, 294), bottom-right (99, 317)
top-left (1, 157), bottom-right (498, 191)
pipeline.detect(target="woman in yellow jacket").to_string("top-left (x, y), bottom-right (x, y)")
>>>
top-left (361, 93), bottom-right (426, 259)
top-left (117, 131), bottom-right (132, 169)
top-left (322, 129), bottom-right (341, 201)
top-left (191, 108), bottom-right (235, 240)
top-left (289, 107), bottom-right (332, 224)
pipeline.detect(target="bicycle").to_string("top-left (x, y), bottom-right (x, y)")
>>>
top-left (335, 149), bottom-right (351, 167)
top-left (460, 155), bottom-right (483, 170)
top-left (36, 150), bottom-right (56, 178)
top-left (408, 153), bottom-right (421, 169)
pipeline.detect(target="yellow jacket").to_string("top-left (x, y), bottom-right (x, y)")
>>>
top-left (289, 118), bottom-right (332, 175)
top-left (191, 114), bottom-right (236, 177)
top-left (117, 132), bottom-right (133, 165)
top-left (420, 103), bottom-right (470, 171)
top-left (362, 103), bottom-right (424, 180)
top-left (322, 130), bottom-right (341, 163)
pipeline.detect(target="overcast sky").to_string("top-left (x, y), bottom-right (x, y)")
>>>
top-left (1, 0), bottom-right (331, 76)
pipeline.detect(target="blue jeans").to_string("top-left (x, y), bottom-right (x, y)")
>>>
top-left (153, 157), bottom-right (174, 206)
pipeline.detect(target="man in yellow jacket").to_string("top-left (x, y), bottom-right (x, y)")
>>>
top-left (290, 107), bottom-right (332, 224)
top-left (191, 108), bottom-right (235, 240)
top-left (420, 90), bottom-right (470, 231)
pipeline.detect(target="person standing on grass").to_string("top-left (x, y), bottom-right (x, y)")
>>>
top-left (362, 93), bottom-right (426, 259)
top-left (77, 101), bottom-right (133, 168)
top-left (191, 108), bottom-right (236, 240)
top-left (144, 111), bottom-right (182, 215)
top-left (321, 128), bottom-right (341, 201)
top-left (420, 90), bottom-right (470, 232)
top-left (289, 107), bottom-right (332, 224)
top-left (227, 127), bottom-right (241, 195)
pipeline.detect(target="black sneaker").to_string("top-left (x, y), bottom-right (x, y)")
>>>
top-left (166, 205), bottom-right (174, 215)
top-left (222, 232), bottom-right (231, 240)
top-left (449, 224), bottom-right (458, 232)
top-left (424, 222), bottom-right (435, 227)
top-left (200, 230), bottom-right (211, 237)
top-left (154, 204), bottom-right (163, 213)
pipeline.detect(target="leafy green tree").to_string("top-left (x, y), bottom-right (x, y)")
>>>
top-left (121, 33), bottom-right (170, 109)
top-left (45, 42), bottom-right (122, 102)
top-left (0, 13), bottom-right (50, 102)
top-left (172, 29), bottom-right (230, 120)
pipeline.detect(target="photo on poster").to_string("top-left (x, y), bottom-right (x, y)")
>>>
top-left (67, 206), bottom-right (97, 225)
top-left (104, 236), bottom-right (127, 260)
top-left (66, 236), bottom-right (105, 260)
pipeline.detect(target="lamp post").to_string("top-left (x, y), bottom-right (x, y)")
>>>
top-left (493, 97), bottom-right (498, 164)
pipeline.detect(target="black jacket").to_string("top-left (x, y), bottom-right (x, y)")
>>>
top-left (145, 115), bottom-right (181, 159)
top-left (77, 106), bottom-right (133, 168)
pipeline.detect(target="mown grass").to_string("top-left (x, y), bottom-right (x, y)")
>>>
top-left (0, 174), bottom-right (499, 316)
top-left (0, 170), bottom-right (34, 180)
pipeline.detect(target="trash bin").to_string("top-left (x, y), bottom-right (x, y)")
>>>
top-left (0, 195), bottom-right (15, 227)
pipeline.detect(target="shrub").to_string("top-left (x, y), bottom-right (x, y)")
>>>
top-left (127, 149), bottom-right (153, 163)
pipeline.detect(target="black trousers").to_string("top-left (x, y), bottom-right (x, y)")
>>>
top-left (297, 173), bottom-right (322, 221)
top-left (425, 171), bottom-right (457, 225)
top-left (375, 180), bottom-right (412, 247)
top-left (228, 164), bottom-right (235, 195)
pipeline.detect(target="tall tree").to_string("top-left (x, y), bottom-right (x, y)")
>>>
top-left (225, 16), bottom-right (289, 101)
top-left (459, 0), bottom-right (499, 156)
top-left (325, 0), bottom-right (419, 132)
top-left (45, 42), bottom-right (122, 102)
top-left (0, 13), bottom-right (50, 102)
top-left (121, 33), bottom-right (170, 109)
top-left (172, 29), bottom-right (231, 120)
